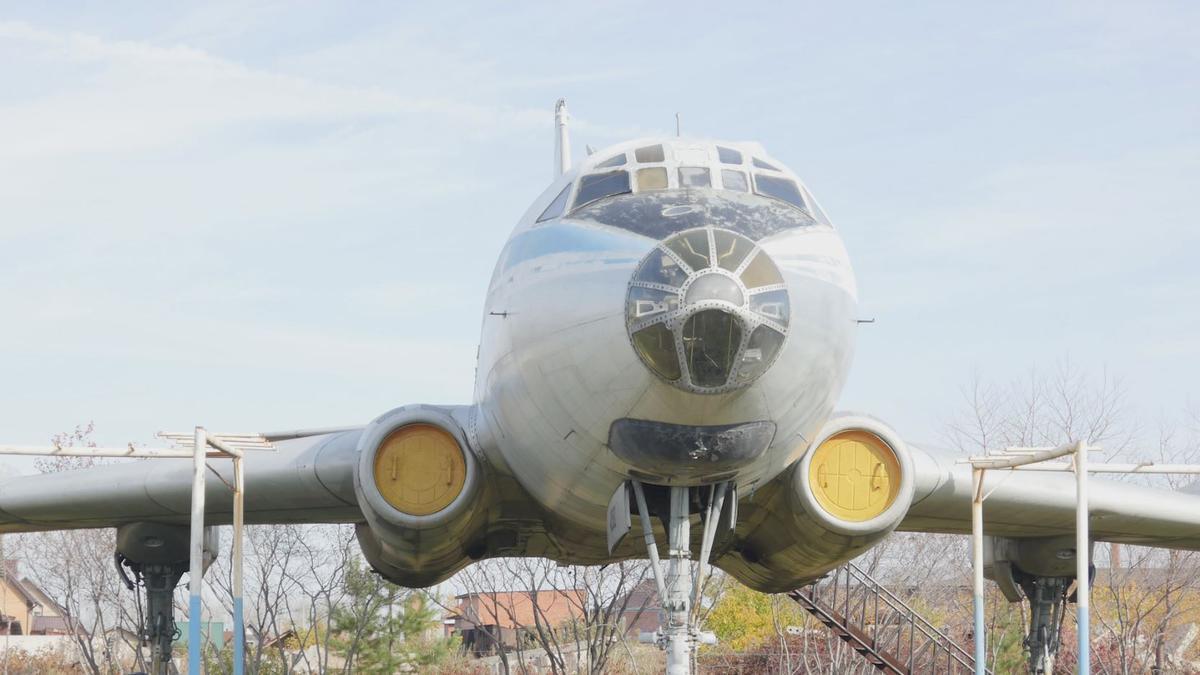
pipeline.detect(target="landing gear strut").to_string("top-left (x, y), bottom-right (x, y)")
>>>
top-left (115, 522), bottom-right (217, 675)
top-left (986, 535), bottom-right (1093, 675)
top-left (630, 480), bottom-right (729, 675)
top-left (117, 554), bottom-right (186, 674)
top-left (1020, 575), bottom-right (1070, 675)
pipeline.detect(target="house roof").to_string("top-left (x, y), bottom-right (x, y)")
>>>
top-left (614, 579), bottom-right (664, 614)
top-left (262, 629), bottom-right (298, 649)
top-left (452, 590), bottom-right (585, 630)
top-left (18, 578), bottom-right (66, 617)
top-left (31, 615), bottom-right (85, 635)
top-left (1, 562), bottom-right (40, 608)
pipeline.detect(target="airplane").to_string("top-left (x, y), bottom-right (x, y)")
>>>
top-left (2, 99), bottom-right (1199, 675)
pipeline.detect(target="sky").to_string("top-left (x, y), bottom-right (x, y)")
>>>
top-left (0, 2), bottom-right (1197, 473)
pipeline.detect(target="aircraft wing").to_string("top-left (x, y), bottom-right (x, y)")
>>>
top-left (0, 429), bottom-right (365, 533)
top-left (901, 443), bottom-right (1200, 550)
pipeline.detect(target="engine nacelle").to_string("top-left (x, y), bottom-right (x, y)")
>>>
top-left (352, 405), bottom-right (487, 587)
top-left (790, 414), bottom-right (915, 550)
top-left (717, 414), bottom-right (916, 592)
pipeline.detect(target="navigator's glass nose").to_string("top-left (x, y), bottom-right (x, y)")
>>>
top-left (684, 273), bottom-right (744, 306)
top-left (625, 227), bottom-right (790, 393)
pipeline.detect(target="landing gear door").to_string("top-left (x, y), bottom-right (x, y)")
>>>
top-left (607, 481), bottom-right (632, 554)
top-left (718, 483), bottom-right (738, 533)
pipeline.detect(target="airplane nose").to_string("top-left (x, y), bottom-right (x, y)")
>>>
top-left (625, 227), bottom-right (790, 393)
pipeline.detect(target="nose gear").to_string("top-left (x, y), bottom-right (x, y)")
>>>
top-left (629, 479), bottom-right (734, 674)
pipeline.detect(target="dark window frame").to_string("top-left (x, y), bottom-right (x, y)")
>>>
top-left (572, 170), bottom-right (632, 210)
top-left (753, 174), bottom-right (807, 212)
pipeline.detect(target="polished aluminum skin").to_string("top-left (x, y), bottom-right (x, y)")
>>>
top-left (475, 138), bottom-right (856, 529)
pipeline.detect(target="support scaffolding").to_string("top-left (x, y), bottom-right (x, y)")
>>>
top-left (0, 428), bottom-right (274, 674)
top-left (964, 443), bottom-right (1200, 675)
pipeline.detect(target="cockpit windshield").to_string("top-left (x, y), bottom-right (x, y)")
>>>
top-left (557, 141), bottom-right (826, 238)
top-left (753, 174), bottom-right (806, 211)
top-left (570, 189), bottom-right (815, 241)
top-left (574, 170), bottom-right (631, 209)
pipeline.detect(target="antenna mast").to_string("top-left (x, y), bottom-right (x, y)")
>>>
top-left (554, 99), bottom-right (571, 178)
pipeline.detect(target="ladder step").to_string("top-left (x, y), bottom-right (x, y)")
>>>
top-left (788, 561), bottom-right (989, 675)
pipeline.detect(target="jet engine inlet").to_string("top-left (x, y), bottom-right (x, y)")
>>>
top-left (373, 423), bottom-right (467, 517)
top-left (792, 415), bottom-right (914, 538)
top-left (807, 430), bottom-right (902, 523)
top-left (351, 405), bottom-right (493, 588)
top-left (354, 406), bottom-right (480, 531)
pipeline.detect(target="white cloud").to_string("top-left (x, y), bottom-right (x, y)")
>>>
top-left (0, 20), bottom-right (547, 159)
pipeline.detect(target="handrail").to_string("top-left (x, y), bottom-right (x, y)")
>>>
top-left (843, 563), bottom-right (974, 667)
top-left (788, 560), bottom-right (984, 674)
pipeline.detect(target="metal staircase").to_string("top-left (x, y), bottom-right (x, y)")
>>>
top-left (787, 562), bottom-right (984, 674)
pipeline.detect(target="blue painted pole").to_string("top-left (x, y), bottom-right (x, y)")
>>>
top-left (1077, 604), bottom-right (1089, 675)
top-left (973, 595), bottom-right (985, 673)
top-left (189, 594), bottom-right (203, 674)
top-left (233, 596), bottom-right (245, 675)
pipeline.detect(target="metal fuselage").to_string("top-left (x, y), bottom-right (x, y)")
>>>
top-left (474, 138), bottom-right (858, 533)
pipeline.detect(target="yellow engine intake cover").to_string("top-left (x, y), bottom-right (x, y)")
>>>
top-left (809, 430), bottom-right (901, 522)
top-left (373, 424), bottom-right (467, 516)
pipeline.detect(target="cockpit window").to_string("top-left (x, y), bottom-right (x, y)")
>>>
top-left (573, 170), bottom-right (631, 209)
top-left (754, 174), bottom-right (807, 211)
top-left (679, 167), bottom-right (711, 189)
top-left (665, 229), bottom-right (711, 271)
top-left (721, 170), bottom-right (748, 193)
top-left (739, 249), bottom-right (785, 288)
top-left (537, 184), bottom-right (571, 222)
top-left (631, 322), bottom-right (681, 381)
top-left (634, 145), bottom-right (665, 163)
top-left (569, 190), bottom-right (817, 241)
top-left (637, 167), bottom-right (668, 191)
top-left (595, 153), bottom-right (626, 168)
top-left (752, 157), bottom-right (780, 170)
top-left (717, 146), bottom-right (742, 164)
top-left (683, 309), bottom-right (742, 388)
top-left (712, 229), bottom-right (754, 270)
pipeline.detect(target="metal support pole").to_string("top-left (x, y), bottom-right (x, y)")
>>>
top-left (0, 427), bottom-right (269, 674)
top-left (189, 426), bottom-right (207, 675)
top-left (232, 455), bottom-right (245, 675)
top-left (1075, 441), bottom-right (1090, 675)
top-left (630, 479), bottom-right (668, 603)
top-left (691, 482), bottom-right (728, 615)
top-left (971, 467), bottom-right (986, 675)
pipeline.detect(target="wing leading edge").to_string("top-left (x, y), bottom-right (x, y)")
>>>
top-left (0, 430), bottom-right (363, 534)
top-left (902, 443), bottom-right (1200, 550)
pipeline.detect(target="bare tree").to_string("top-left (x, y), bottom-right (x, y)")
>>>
top-left (278, 524), bottom-right (357, 674)
top-left (942, 362), bottom-right (1200, 674)
top-left (15, 424), bottom-right (147, 674)
top-left (944, 361), bottom-right (1136, 455)
top-left (512, 557), bottom-right (652, 674)
top-left (439, 559), bottom-right (517, 674)
top-left (205, 523), bottom-right (310, 674)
